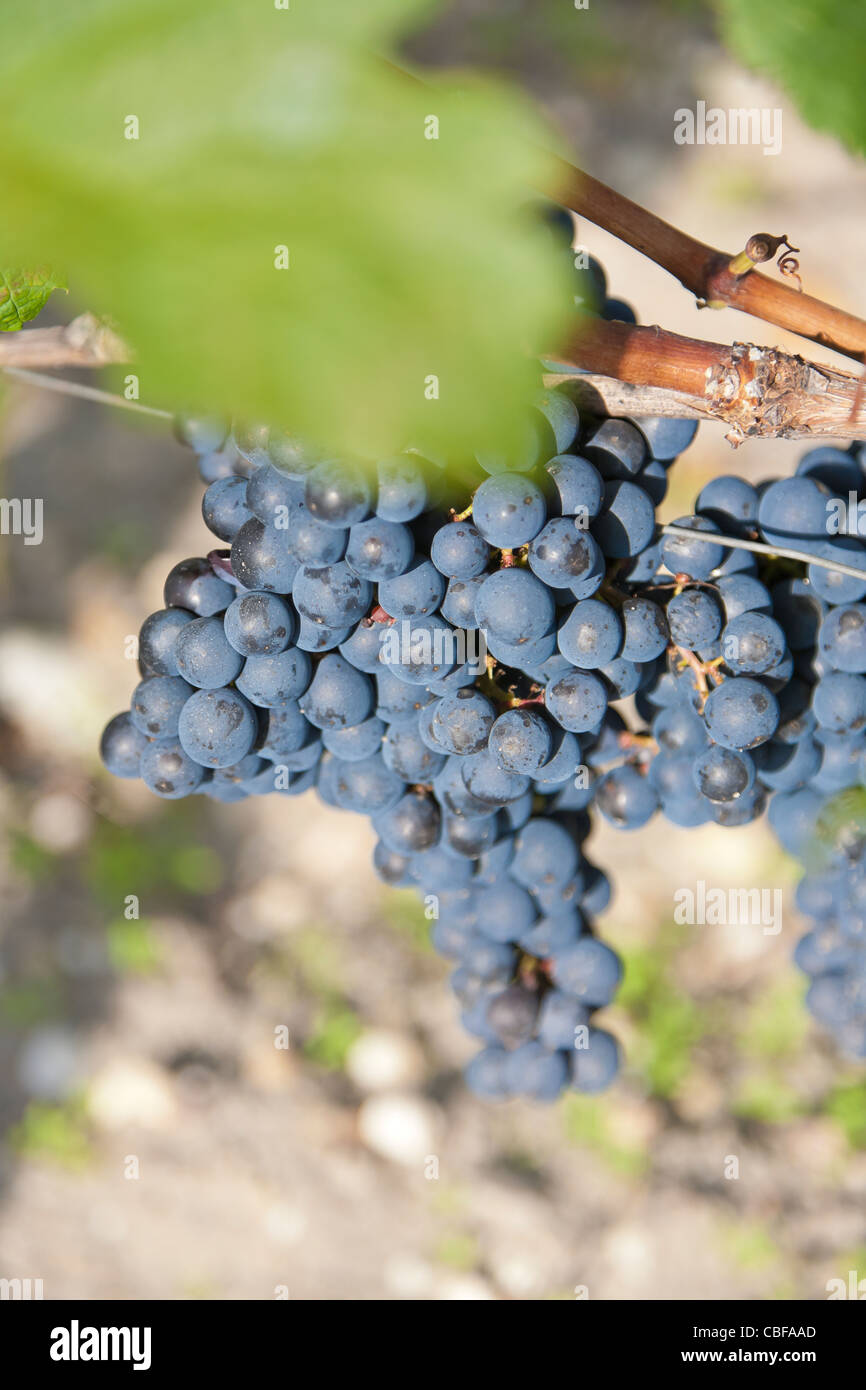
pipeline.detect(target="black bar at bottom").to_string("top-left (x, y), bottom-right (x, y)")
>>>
top-left (2, 1298), bottom-right (861, 1374)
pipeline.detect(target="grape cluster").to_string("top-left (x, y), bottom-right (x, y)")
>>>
top-left (99, 241), bottom-right (866, 1091)
top-left (790, 800), bottom-right (866, 1061)
top-left (102, 396), bottom-right (637, 1101)
top-left (597, 445), bottom-right (866, 839)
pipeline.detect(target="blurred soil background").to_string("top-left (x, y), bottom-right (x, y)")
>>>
top-left (1, 0), bottom-right (865, 1300)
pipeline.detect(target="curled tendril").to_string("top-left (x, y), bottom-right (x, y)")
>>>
top-left (777, 249), bottom-right (802, 291)
top-left (739, 232), bottom-right (802, 290)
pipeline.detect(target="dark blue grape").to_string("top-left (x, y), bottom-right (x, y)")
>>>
top-left (716, 574), bottom-right (772, 621)
top-left (472, 474), bottom-right (547, 548)
top-left (662, 516), bottom-right (724, 579)
top-left (202, 476), bottom-right (254, 541)
top-left (461, 750), bottom-right (531, 809)
top-left (287, 512), bottom-right (348, 566)
top-left (620, 596), bottom-right (669, 661)
top-left (381, 721), bottom-right (446, 780)
top-left (528, 517), bottom-right (604, 597)
top-left (174, 414), bottom-right (229, 454)
top-left (511, 818), bottom-right (579, 890)
top-left (595, 765), bottom-right (658, 829)
top-left (695, 475), bottom-right (759, 535)
top-left (430, 688), bottom-right (496, 756)
top-left (375, 456), bottom-right (428, 522)
top-left (475, 568), bottom-right (555, 646)
top-left (175, 615), bottom-right (245, 689)
top-left (293, 562), bottom-right (373, 629)
top-left (758, 477), bottom-right (830, 553)
top-left (305, 461), bottom-right (372, 528)
top-left (374, 792), bottom-right (441, 854)
top-left (488, 709), bottom-right (553, 774)
top-left (332, 752), bottom-right (405, 815)
top-left (534, 390), bottom-right (579, 453)
top-left (345, 518), bottom-right (415, 581)
top-left (666, 589), bottom-right (723, 648)
top-left (693, 744), bottom-right (754, 802)
top-left (558, 598), bottom-right (622, 669)
top-left (140, 740), bottom-right (206, 799)
top-left (130, 675), bottom-right (194, 740)
top-left (819, 604), bottom-right (866, 673)
top-left (235, 647), bottom-right (312, 707)
top-left (544, 454), bottom-right (604, 522)
top-left (583, 417), bottom-right (647, 478)
top-left (138, 608), bottom-right (195, 678)
top-left (544, 668), bottom-right (608, 732)
top-left (378, 558), bottom-right (445, 618)
top-left (322, 716), bottom-right (386, 763)
top-left (177, 687), bottom-right (258, 768)
top-left (553, 937), bottom-right (622, 1006)
top-left (796, 445), bottom-right (862, 494)
top-left (224, 591), bottom-right (295, 657)
top-left (231, 519), bottom-right (299, 594)
top-left (703, 677), bottom-right (780, 751)
top-left (164, 557), bottom-right (236, 616)
top-left (430, 522), bottom-right (490, 579)
top-left (722, 611), bottom-right (786, 675)
top-left (100, 712), bottom-right (149, 778)
top-left (807, 538), bottom-right (866, 605)
top-left (246, 463), bottom-right (305, 527)
top-left (300, 653), bottom-right (374, 731)
top-left (258, 701), bottom-right (313, 758)
top-left (632, 417), bottom-right (697, 462)
top-left (570, 1028), bottom-right (621, 1092)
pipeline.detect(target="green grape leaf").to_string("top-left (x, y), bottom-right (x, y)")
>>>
top-left (717, 0), bottom-right (866, 157)
top-left (0, 267), bottom-right (66, 331)
top-left (0, 0), bottom-right (571, 460)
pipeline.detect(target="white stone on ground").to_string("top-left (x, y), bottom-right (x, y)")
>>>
top-left (346, 1029), bottom-right (425, 1092)
top-left (357, 1093), bottom-right (440, 1166)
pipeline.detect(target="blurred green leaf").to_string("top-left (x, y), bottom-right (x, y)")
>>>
top-left (383, 889), bottom-right (434, 954)
top-left (435, 1232), bottom-right (479, 1271)
top-left (733, 1072), bottom-right (804, 1125)
top-left (0, 266), bottom-right (65, 330)
top-left (561, 1095), bottom-right (647, 1177)
top-left (618, 940), bottom-right (704, 1098)
top-left (10, 1098), bottom-right (92, 1170)
top-left (169, 845), bottom-right (222, 894)
top-left (289, 927), bottom-right (346, 996)
top-left (720, 1218), bottom-right (779, 1272)
top-left (303, 1001), bottom-right (361, 1070)
top-left (0, 980), bottom-right (63, 1027)
top-left (827, 1081), bottom-right (866, 1149)
top-left (86, 811), bottom-right (217, 905)
top-left (739, 975), bottom-right (808, 1062)
top-left (0, 0), bottom-right (570, 461)
top-left (717, 0), bottom-right (866, 156)
top-left (9, 830), bottom-right (57, 882)
top-left (106, 917), bottom-right (162, 974)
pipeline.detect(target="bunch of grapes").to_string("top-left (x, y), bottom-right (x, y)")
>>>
top-left (793, 807), bottom-right (866, 1061)
top-left (100, 245), bottom-right (866, 1094)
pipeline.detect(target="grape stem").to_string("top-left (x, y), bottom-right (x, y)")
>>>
top-left (658, 523), bottom-right (866, 580)
top-left (671, 643), bottom-right (709, 700)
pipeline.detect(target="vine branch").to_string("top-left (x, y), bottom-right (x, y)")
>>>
top-left (0, 313), bottom-right (129, 369)
top-left (550, 158), bottom-right (866, 366)
top-left (552, 318), bottom-right (866, 443)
